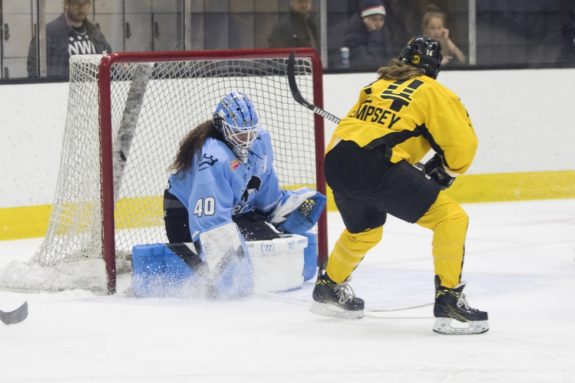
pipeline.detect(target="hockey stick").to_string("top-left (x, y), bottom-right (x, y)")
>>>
top-left (261, 292), bottom-right (432, 313)
top-left (368, 302), bottom-right (433, 312)
top-left (0, 301), bottom-right (28, 325)
top-left (287, 51), bottom-right (341, 125)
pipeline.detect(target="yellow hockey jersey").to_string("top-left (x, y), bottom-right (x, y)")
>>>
top-left (327, 75), bottom-right (478, 175)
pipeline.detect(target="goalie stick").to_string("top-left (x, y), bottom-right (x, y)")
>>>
top-left (0, 301), bottom-right (28, 325)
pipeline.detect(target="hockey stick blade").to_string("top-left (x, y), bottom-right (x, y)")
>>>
top-left (287, 51), bottom-right (341, 125)
top-left (0, 301), bottom-right (28, 325)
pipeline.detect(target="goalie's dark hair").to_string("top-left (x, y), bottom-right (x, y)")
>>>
top-left (170, 120), bottom-right (223, 173)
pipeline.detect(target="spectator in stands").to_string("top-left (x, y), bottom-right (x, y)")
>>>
top-left (343, 0), bottom-right (394, 69)
top-left (268, 0), bottom-right (318, 49)
top-left (27, 0), bottom-right (112, 78)
top-left (421, 5), bottom-right (466, 65)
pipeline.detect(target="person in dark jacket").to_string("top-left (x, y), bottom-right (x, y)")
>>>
top-left (268, 0), bottom-right (318, 49)
top-left (343, 0), bottom-right (394, 68)
top-left (27, 0), bottom-right (112, 78)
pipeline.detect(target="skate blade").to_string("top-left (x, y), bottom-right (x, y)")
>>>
top-left (432, 318), bottom-right (489, 335)
top-left (309, 302), bottom-right (364, 320)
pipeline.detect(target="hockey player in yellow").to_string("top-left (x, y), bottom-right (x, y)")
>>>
top-left (311, 36), bottom-right (488, 335)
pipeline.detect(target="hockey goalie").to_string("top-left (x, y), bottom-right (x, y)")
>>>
top-left (136, 92), bottom-right (325, 298)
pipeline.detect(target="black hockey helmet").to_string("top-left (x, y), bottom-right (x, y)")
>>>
top-left (398, 36), bottom-right (443, 79)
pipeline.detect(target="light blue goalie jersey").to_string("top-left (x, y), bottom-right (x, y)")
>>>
top-left (167, 130), bottom-right (282, 242)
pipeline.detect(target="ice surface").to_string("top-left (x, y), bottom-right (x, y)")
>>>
top-left (1, 199), bottom-right (574, 383)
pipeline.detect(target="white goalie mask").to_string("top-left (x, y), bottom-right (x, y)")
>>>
top-left (213, 92), bottom-right (260, 162)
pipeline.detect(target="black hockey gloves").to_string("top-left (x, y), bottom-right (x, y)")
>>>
top-left (424, 154), bottom-right (455, 189)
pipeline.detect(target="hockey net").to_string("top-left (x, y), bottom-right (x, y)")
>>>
top-left (0, 49), bottom-right (327, 294)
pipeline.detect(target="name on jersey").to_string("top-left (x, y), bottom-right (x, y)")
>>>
top-left (354, 104), bottom-right (401, 129)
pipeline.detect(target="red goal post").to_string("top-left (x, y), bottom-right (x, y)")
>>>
top-left (0, 48), bottom-right (328, 294)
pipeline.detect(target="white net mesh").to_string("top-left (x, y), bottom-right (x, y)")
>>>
top-left (0, 52), bottom-right (321, 293)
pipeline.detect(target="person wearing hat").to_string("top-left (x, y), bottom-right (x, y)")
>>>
top-left (343, 0), bottom-right (394, 68)
top-left (27, 0), bottom-right (112, 78)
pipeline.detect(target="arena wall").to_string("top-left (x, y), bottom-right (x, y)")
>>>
top-left (1, 68), bottom-right (574, 240)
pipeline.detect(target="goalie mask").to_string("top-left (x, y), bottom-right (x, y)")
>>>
top-left (399, 36), bottom-right (443, 79)
top-left (213, 92), bottom-right (260, 162)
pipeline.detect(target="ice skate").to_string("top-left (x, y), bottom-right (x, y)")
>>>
top-left (433, 277), bottom-right (489, 335)
top-left (310, 273), bottom-right (364, 319)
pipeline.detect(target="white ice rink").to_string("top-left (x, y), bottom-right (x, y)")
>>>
top-left (1, 199), bottom-right (574, 383)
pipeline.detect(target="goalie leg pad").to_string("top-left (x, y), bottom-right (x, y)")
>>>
top-left (198, 222), bottom-right (254, 298)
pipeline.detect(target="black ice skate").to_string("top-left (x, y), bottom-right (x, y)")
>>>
top-left (433, 276), bottom-right (489, 335)
top-left (309, 273), bottom-right (364, 319)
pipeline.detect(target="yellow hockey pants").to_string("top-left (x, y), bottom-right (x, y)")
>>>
top-left (326, 192), bottom-right (468, 288)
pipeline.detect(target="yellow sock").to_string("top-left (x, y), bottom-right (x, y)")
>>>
top-left (417, 192), bottom-right (468, 288)
top-left (325, 227), bottom-right (383, 283)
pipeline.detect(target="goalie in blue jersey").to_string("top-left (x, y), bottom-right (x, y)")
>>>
top-left (163, 92), bottom-right (325, 295)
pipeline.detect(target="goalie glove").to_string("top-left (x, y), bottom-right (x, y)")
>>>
top-left (424, 154), bottom-right (455, 189)
top-left (268, 188), bottom-right (327, 235)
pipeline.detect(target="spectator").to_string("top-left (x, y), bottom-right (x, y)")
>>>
top-left (27, 0), bottom-right (112, 78)
top-left (421, 5), bottom-right (466, 65)
top-left (268, 0), bottom-right (318, 49)
top-left (343, 0), bottom-right (394, 69)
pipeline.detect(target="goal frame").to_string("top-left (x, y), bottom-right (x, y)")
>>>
top-left (97, 48), bottom-right (328, 293)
